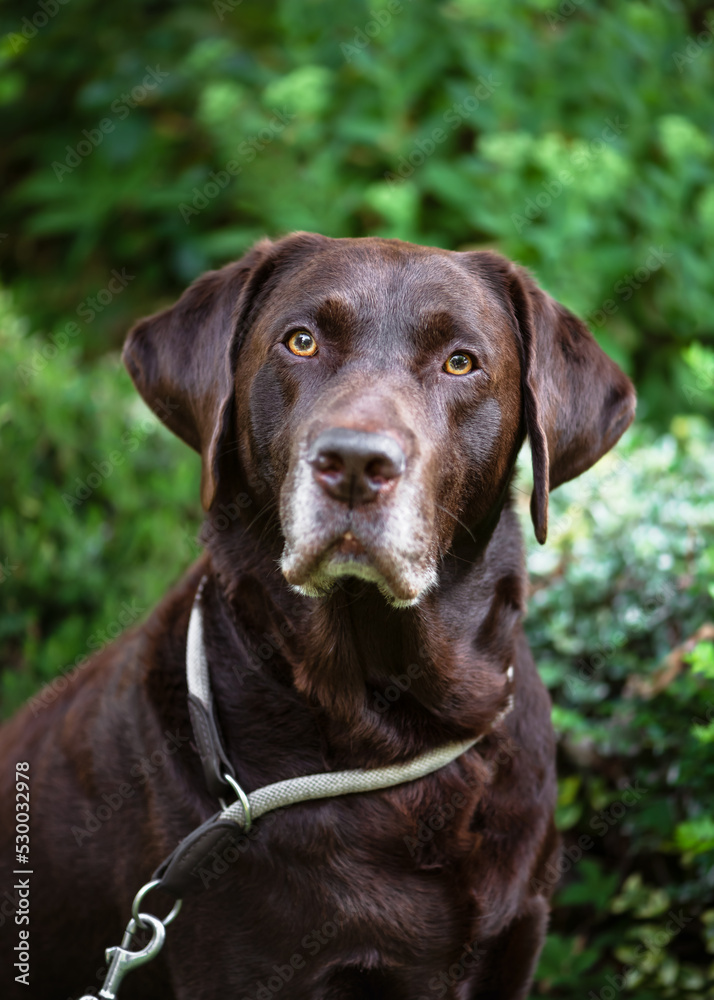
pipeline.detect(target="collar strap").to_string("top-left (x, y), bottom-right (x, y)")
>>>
top-left (186, 575), bottom-right (514, 811)
top-left (154, 732), bottom-right (499, 898)
top-left (221, 734), bottom-right (488, 828)
top-left (156, 577), bottom-right (514, 897)
top-left (186, 577), bottom-right (237, 798)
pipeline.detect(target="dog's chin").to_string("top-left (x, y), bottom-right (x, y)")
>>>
top-left (280, 539), bottom-right (436, 608)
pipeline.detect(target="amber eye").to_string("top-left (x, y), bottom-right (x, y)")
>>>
top-left (444, 352), bottom-right (474, 375)
top-left (287, 330), bottom-right (318, 357)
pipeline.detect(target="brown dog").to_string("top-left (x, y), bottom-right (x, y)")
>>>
top-left (0, 233), bottom-right (635, 999)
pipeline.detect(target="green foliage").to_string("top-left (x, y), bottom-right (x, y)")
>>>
top-left (0, 290), bottom-right (201, 714)
top-left (1, 0), bottom-right (714, 419)
top-left (518, 418), bottom-right (714, 997)
top-left (1, 3), bottom-right (713, 994)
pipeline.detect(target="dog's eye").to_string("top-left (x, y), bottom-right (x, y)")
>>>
top-left (286, 330), bottom-right (318, 357)
top-left (444, 352), bottom-right (474, 375)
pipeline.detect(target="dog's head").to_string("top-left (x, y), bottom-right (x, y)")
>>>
top-left (123, 233), bottom-right (635, 607)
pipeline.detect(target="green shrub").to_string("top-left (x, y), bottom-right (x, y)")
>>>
top-left (519, 418), bottom-right (714, 997)
top-left (0, 289), bottom-right (201, 714)
top-left (2, 1), bottom-right (713, 992)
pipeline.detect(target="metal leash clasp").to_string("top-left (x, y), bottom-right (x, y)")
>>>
top-left (77, 880), bottom-right (181, 1000)
top-left (78, 912), bottom-right (165, 1000)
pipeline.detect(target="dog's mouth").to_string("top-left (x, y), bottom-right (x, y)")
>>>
top-left (280, 521), bottom-right (437, 608)
top-left (278, 437), bottom-right (439, 607)
top-left (329, 530), bottom-right (368, 560)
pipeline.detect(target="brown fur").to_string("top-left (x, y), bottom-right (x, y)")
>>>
top-left (0, 234), bottom-right (635, 999)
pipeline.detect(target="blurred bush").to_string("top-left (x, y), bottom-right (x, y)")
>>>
top-left (0, 289), bottom-right (201, 713)
top-left (2, 1), bottom-right (714, 995)
top-left (518, 416), bottom-right (714, 997)
top-left (1, 0), bottom-right (714, 419)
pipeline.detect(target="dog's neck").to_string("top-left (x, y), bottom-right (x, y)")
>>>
top-left (203, 497), bottom-right (524, 766)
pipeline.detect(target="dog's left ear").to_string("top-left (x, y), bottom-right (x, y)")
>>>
top-left (122, 241), bottom-right (279, 509)
top-left (467, 252), bottom-right (636, 544)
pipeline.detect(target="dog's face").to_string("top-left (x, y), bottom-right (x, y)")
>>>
top-left (123, 233), bottom-right (635, 606)
top-left (238, 241), bottom-right (524, 606)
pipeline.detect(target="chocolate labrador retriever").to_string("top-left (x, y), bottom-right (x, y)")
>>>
top-left (0, 233), bottom-right (635, 999)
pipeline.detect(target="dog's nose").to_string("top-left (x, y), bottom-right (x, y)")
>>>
top-left (308, 428), bottom-right (406, 505)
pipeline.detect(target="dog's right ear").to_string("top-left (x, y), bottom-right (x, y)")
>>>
top-left (122, 241), bottom-right (279, 510)
top-left (506, 263), bottom-right (636, 545)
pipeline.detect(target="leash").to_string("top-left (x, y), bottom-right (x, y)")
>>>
top-left (77, 577), bottom-right (514, 999)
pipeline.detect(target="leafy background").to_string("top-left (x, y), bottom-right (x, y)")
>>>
top-left (1, 0), bottom-right (713, 996)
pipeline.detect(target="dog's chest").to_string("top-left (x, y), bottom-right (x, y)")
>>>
top-left (166, 782), bottom-right (490, 998)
